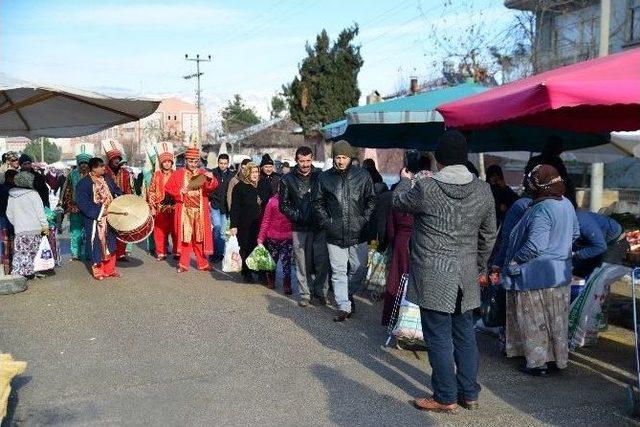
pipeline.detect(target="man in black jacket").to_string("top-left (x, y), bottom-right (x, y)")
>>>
top-left (209, 154), bottom-right (233, 261)
top-left (312, 140), bottom-right (376, 322)
top-left (280, 146), bottom-right (329, 306)
top-left (257, 153), bottom-right (281, 204)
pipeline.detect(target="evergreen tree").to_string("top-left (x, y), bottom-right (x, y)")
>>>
top-left (283, 25), bottom-right (363, 135)
top-left (221, 94), bottom-right (261, 134)
top-left (269, 95), bottom-right (286, 119)
top-left (23, 138), bottom-right (61, 164)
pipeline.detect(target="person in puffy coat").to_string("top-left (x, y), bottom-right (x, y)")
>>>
top-left (257, 191), bottom-right (293, 294)
top-left (6, 171), bottom-right (49, 278)
top-left (312, 140), bottom-right (376, 322)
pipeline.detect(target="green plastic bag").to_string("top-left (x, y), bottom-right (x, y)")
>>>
top-left (246, 244), bottom-right (276, 271)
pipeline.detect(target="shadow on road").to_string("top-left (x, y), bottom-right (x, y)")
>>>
top-left (265, 294), bottom-right (429, 399)
top-left (1, 375), bottom-right (31, 427)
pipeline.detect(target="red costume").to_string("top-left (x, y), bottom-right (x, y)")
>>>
top-left (165, 154), bottom-right (218, 271)
top-left (147, 167), bottom-right (176, 258)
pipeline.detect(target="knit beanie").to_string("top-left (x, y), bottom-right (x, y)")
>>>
top-left (18, 153), bottom-right (33, 166)
top-left (332, 140), bottom-right (353, 158)
top-left (434, 130), bottom-right (468, 166)
top-left (14, 171), bottom-right (35, 189)
top-left (260, 154), bottom-right (274, 167)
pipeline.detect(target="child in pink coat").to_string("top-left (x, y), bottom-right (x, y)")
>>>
top-left (257, 193), bottom-right (293, 294)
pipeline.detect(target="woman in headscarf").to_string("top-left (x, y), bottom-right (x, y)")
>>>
top-left (6, 171), bottom-right (49, 279)
top-left (230, 162), bottom-right (262, 283)
top-left (499, 164), bottom-right (579, 376)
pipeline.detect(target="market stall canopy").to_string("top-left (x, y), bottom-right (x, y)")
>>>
top-left (0, 73), bottom-right (160, 138)
top-left (323, 83), bottom-right (608, 152)
top-left (437, 48), bottom-right (640, 133)
top-left (324, 83), bottom-right (487, 149)
top-left (321, 120), bottom-right (347, 140)
top-left (487, 130), bottom-right (640, 164)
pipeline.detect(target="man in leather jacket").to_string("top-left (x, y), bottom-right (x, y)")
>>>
top-left (279, 146), bottom-right (329, 307)
top-left (312, 140), bottom-right (376, 322)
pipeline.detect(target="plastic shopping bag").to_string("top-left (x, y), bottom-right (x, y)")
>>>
top-left (391, 274), bottom-right (424, 342)
top-left (245, 244), bottom-right (276, 271)
top-left (222, 236), bottom-right (243, 273)
top-left (366, 249), bottom-right (389, 294)
top-left (568, 263), bottom-right (629, 349)
top-left (33, 236), bottom-right (55, 272)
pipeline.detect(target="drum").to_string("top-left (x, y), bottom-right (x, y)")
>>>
top-left (107, 195), bottom-right (154, 243)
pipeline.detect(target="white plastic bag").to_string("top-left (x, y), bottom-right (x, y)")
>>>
top-left (33, 236), bottom-right (55, 272)
top-left (568, 263), bottom-right (629, 349)
top-left (391, 274), bottom-right (424, 341)
top-left (222, 235), bottom-right (242, 273)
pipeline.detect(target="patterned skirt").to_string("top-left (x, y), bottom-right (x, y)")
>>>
top-left (505, 285), bottom-right (570, 369)
top-left (12, 234), bottom-right (42, 277)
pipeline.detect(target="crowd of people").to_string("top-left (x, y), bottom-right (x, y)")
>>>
top-left (0, 130), bottom-right (631, 413)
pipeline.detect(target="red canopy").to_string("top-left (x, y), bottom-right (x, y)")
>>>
top-left (437, 48), bottom-right (640, 133)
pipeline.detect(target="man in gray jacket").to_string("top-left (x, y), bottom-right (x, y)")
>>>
top-left (393, 130), bottom-right (496, 413)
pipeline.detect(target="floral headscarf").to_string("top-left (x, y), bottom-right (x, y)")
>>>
top-left (241, 162), bottom-right (259, 187)
top-left (526, 164), bottom-right (565, 202)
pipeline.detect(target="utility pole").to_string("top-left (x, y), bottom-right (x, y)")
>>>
top-left (590, 0), bottom-right (611, 212)
top-left (184, 54), bottom-right (211, 148)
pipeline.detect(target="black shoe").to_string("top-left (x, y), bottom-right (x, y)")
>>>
top-left (519, 365), bottom-right (548, 377)
top-left (333, 310), bottom-right (351, 322)
top-left (457, 397), bottom-right (479, 410)
top-left (242, 273), bottom-right (255, 284)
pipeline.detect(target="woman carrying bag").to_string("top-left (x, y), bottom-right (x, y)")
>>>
top-left (257, 187), bottom-right (293, 294)
top-left (6, 171), bottom-right (49, 279)
top-left (230, 162), bottom-right (262, 283)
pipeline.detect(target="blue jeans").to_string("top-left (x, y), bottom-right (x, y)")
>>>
top-left (210, 209), bottom-right (227, 258)
top-left (420, 290), bottom-right (481, 405)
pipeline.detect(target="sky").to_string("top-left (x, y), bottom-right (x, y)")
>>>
top-left (1, 0), bottom-right (517, 127)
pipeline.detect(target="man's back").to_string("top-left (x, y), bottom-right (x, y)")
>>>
top-left (393, 169), bottom-right (496, 314)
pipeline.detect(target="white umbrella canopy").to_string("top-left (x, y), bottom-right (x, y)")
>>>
top-left (0, 73), bottom-right (160, 138)
top-left (487, 131), bottom-right (640, 164)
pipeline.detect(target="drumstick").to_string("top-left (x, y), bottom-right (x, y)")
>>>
top-left (108, 211), bottom-right (129, 216)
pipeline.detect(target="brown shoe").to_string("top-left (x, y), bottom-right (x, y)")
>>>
top-left (198, 265), bottom-right (214, 272)
top-left (413, 397), bottom-right (458, 413)
top-left (177, 266), bottom-right (188, 273)
top-left (457, 397), bottom-right (479, 410)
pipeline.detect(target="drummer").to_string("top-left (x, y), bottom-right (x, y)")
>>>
top-left (76, 157), bottom-right (123, 281)
top-left (165, 143), bottom-right (218, 272)
top-left (102, 139), bottom-right (134, 261)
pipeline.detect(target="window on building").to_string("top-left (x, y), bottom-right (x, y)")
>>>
top-left (174, 115), bottom-right (177, 120)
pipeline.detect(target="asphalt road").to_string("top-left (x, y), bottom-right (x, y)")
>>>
top-left (1, 245), bottom-right (640, 426)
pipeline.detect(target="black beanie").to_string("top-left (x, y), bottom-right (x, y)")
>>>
top-left (260, 154), bottom-right (274, 167)
top-left (19, 153), bottom-right (33, 165)
top-left (434, 130), bottom-right (468, 166)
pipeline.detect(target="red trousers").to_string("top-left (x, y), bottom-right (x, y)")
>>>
top-left (116, 240), bottom-right (127, 259)
top-left (92, 254), bottom-right (117, 278)
top-left (178, 240), bottom-right (208, 270)
top-left (153, 211), bottom-right (176, 256)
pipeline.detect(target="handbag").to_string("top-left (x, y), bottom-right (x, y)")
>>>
top-left (481, 283), bottom-right (506, 328)
top-left (222, 236), bottom-right (242, 273)
top-left (33, 236), bottom-right (55, 272)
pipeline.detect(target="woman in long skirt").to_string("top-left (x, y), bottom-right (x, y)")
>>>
top-left (6, 171), bottom-right (49, 279)
top-left (500, 164), bottom-right (580, 376)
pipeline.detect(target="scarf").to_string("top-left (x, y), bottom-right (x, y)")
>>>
top-left (527, 164), bottom-right (565, 202)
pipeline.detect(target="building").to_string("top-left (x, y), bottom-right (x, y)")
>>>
top-left (59, 97), bottom-right (200, 165)
top-left (506, 0), bottom-right (640, 71)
